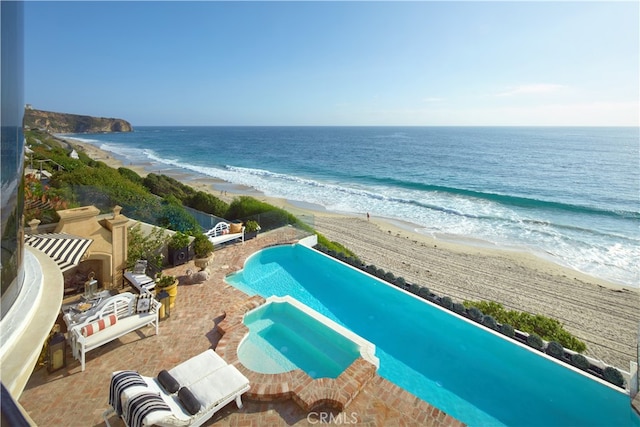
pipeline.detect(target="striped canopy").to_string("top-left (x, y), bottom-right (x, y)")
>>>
top-left (25, 233), bottom-right (93, 272)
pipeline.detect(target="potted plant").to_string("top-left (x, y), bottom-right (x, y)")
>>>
top-left (168, 231), bottom-right (191, 266)
top-left (192, 233), bottom-right (214, 270)
top-left (244, 220), bottom-right (260, 240)
top-left (155, 272), bottom-right (178, 309)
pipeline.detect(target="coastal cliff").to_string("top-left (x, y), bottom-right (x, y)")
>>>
top-left (24, 108), bottom-right (133, 133)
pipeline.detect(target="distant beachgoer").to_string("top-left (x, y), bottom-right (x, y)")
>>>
top-left (367, 212), bottom-right (370, 221)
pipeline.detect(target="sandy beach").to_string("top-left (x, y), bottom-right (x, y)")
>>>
top-left (66, 137), bottom-right (639, 371)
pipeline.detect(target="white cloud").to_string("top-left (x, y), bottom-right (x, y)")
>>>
top-left (496, 83), bottom-right (566, 97)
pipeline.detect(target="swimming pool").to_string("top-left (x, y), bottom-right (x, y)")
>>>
top-left (226, 244), bottom-right (637, 427)
top-left (238, 295), bottom-right (378, 378)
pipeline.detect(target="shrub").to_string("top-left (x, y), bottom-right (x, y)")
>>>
top-left (409, 284), bottom-right (418, 292)
top-left (603, 367), bottom-right (625, 387)
top-left (365, 265), bottom-right (377, 275)
top-left (526, 333), bottom-right (544, 351)
top-left (545, 341), bottom-right (565, 359)
top-left (452, 302), bottom-right (466, 314)
top-left (143, 173), bottom-right (193, 202)
top-left (482, 315), bottom-right (498, 330)
top-left (383, 272), bottom-right (396, 283)
top-left (118, 167), bottom-right (143, 185)
top-left (500, 323), bottom-right (515, 338)
top-left (193, 233), bottom-right (214, 258)
top-left (375, 268), bottom-right (386, 279)
top-left (168, 231), bottom-right (190, 249)
top-left (571, 353), bottom-right (590, 370)
top-left (467, 306), bottom-right (484, 323)
top-left (418, 286), bottom-right (431, 298)
top-left (394, 277), bottom-right (406, 288)
top-left (187, 191), bottom-right (228, 217)
top-left (440, 296), bottom-right (453, 310)
top-left (315, 244), bottom-right (327, 253)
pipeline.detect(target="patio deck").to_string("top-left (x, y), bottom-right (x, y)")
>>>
top-left (18, 228), bottom-right (464, 426)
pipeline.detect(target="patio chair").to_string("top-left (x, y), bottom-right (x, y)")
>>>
top-left (103, 350), bottom-right (250, 427)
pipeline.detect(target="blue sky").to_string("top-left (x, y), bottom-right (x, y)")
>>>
top-left (25, 1), bottom-right (639, 126)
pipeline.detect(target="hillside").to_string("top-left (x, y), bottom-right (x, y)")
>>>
top-left (24, 108), bottom-right (133, 134)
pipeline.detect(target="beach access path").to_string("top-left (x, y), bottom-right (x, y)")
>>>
top-left (312, 215), bottom-right (639, 372)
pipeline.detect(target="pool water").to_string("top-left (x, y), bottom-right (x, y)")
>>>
top-left (226, 244), bottom-right (638, 427)
top-left (238, 296), bottom-right (374, 379)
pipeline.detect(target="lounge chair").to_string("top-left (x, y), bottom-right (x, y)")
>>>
top-left (103, 350), bottom-right (250, 427)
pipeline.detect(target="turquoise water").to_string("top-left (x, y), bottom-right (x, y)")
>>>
top-left (226, 244), bottom-right (637, 427)
top-left (238, 300), bottom-right (360, 379)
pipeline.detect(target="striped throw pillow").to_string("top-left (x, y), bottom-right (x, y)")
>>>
top-left (81, 314), bottom-right (117, 337)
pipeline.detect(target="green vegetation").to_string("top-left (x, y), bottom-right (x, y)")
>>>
top-left (126, 223), bottom-right (167, 270)
top-left (244, 219), bottom-right (260, 232)
top-left (143, 173), bottom-right (227, 217)
top-left (500, 323), bottom-right (515, 338)
top-left (193, 233), bottom-right (214, 258)
top-left (168, 231), bottom-right (190, 250)
top-left (603, 367), bottom-right (625, 387)
top-left (545, 341), bottom-right (565, 359)
top-left (571, 353), bottom-right (590, 370)
top-left (482, 315), bottom-right (498, 330)
top-left (440, 296), bottom-right (453, 310)
top-left (526, 333), bottom-right (544, 351)
top-left (463, 300), bottom-right (587, 352)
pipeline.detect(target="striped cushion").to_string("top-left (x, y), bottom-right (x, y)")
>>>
top-left (125, 392), bottom-right (171, 427)
top-left (81, 314), bottom-right (117, 337)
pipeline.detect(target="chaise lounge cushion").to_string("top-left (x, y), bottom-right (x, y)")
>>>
top-left (157, 370), bottom-right (180, 394)
top-left (178, 387), bottom-right (201, 415)
top-left (81, 314), bottom-right (117, 337)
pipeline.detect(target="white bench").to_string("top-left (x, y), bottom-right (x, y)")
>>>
top-left (68, 292), bottom-right (160, 371)
top-left (205, 221), bottom-right (244, 246)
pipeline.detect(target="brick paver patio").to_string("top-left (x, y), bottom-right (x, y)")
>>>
top-left (18, 228), bottom-right (464, 426)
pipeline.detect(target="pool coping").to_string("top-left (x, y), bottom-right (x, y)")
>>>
top-left (215, 295), bottom-right (379, 412)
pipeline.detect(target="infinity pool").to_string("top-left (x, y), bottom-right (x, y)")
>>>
top-left (226, 244), bottom-right (637, 427)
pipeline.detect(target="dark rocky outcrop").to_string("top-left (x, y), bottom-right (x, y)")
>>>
top-left (24, 108), bottom-right (133, 134)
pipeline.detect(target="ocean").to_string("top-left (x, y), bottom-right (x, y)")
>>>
top-left (68, 126), bottom-right (639, 288)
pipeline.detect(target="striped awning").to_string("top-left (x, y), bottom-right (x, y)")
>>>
top-left (25, 233), bottom-right (93, 272)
